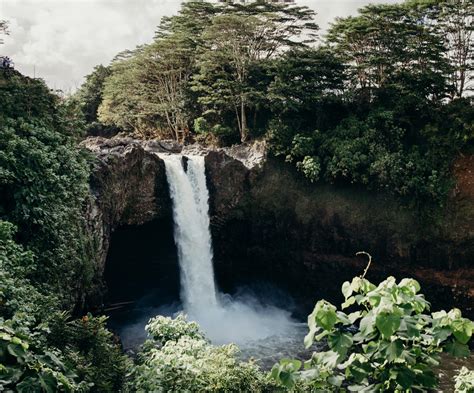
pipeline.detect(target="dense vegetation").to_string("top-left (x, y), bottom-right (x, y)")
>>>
top-left (1, 0), bottom-right (473, 391)
top-left (128, 315), bottom-right (274, 392)
top-left (74, 0), bottom-right (474, 208)
top-left (272, 275), bottom-right (473, 391)
top-left (0, 70), bottom-right (472, 393)
top-left (0, 72), bottom-right (128, 390)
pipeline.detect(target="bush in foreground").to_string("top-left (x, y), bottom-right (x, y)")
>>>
top-left (129, 314), bottom-right (274, 392)
top-left (272, 275), bottom-right (473, 392)
top-left (455, 367), bottom-right (474, 393)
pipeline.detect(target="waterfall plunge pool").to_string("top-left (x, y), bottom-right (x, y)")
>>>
top-left (105, 154), bottom-right (315, 369)
top-left (104, 154), bottom-right (474, 385)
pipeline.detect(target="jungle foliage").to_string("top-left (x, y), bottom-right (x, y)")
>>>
top-left (128, 315), bottom-right (275, 392)
top-left (272, 275), bottom-right (473, 392)
top-left (0, 72), bottom-right (128, 391)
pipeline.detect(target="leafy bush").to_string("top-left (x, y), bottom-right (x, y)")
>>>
top-left (0, 220), bottom-right (127, 392)
top-left (0, 221), bottom-right (81, 391)
top-left (272, 276), bottom-right (473, 392)
top-left (0, 73), bottom-right (127, 392)
top-left (296, 156), bottom-right (321, 183)
top-left (455, 367), bottom-right (474, 393)
top-left (146, 314), bottom-right (205, 347)
top-left (0, 322), bottom-right (85, 392)
top-left (47, 313), bottom-right (129, 392)
top-left (0, 221), bottom-right (56, 322)
top-left (130, 315), bottom-right (272, 392)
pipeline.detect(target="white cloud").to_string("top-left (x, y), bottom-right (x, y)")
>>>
top-left (0, 0), bottom-right (400, 91)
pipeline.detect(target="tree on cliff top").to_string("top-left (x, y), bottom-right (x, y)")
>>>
top-left (326, 3), bottom-right (453, 101)
top-left (406, 0), bottom-right (474, 98)
top-left (192, 2), bottom-right (319, 142)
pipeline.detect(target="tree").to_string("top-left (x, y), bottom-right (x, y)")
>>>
top-left (439, 0), bottom-right (474, 98)
top-left (133, 39), bottom-right (193, 141)
top-left (327, 3), bottom-right (453, 101)
top-left (269, 47), bottom-right (345, 115)
top-left (192, 2), bottom-right (318, 142)
top-left (74, 65), bottom-right (111, 124)
top-left (0, 20), bottom-right (8, 44)
top-left (98, 51), bottom-right (145, 134)
top-left (409, 0), bottom-right (474, 98)
top-left (98, 2), bottom-right (218, 140)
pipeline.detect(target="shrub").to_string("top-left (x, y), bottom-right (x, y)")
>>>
top-left (455, 367), bottom-right (474, 393)
top-left (0, 73), bottom-right (94, 308)
top-left (146, 314), bottom-right (205, 347)
top-left (130, 315), bottom-right (272, 392)
top-left (272, 276), bottom-right (473, 392)
top-left (46, 312), bottom-right (130, 392)
top-left (0, 322), bottom-right (86, 392)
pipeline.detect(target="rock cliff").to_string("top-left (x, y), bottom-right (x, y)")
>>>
top-left (82, 137), bottom-right (474, 317)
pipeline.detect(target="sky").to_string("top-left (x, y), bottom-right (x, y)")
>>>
top-left (0, 0), bottom-right (400, 91)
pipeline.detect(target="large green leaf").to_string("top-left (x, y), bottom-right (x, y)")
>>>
top-left (395, 367), bottom-right (416, 389)
top-left (342, 281), bottom-right (352, 299)
top-left (375, 312), bottom-right (401, 339)
top-left (445, 341), bottom-right (470, 357)
top-left (451, 319), bottom-right (473, 345)
top-left (314, 301), bottom-right (338, 331)
top-left (328, 331), bottom-right (353, 357)
top-left (386, 339), bottom-right (403, 362)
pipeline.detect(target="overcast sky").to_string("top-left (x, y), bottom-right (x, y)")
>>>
top-left (0, 0), bottom-right (400, 91)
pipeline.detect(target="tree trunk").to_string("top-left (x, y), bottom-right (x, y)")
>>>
top-left (240, 97), bottom-right (248, 142)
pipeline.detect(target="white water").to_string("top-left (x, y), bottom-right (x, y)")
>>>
top-left (162, 154), bottom-right (296, 345)
top-left (162, 155), bottom-right (218, 313)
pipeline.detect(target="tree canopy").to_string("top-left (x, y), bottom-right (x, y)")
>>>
top-left (80, 0), bottom-right (474, 208)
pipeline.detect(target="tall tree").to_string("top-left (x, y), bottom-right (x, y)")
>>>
top-left (441, 0), bottom-right (474, 98)
top-left (192, 2), bottom-right (318, 142)
top-left (99, 2), bottom-right (218, 140)
top-left (327, 3), bottom-right (452, 100)
top-left (98, 51), bottom-right (145, 133)
top-left (74, 65), bottom-right (111, 123)
top-left (134, 36), bottom-right (195, 141)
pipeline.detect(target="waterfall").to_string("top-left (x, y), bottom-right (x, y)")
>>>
top-left (161, 155), bottom-right (218, 313)
top-left (161, 153), bottom-right (294, 345)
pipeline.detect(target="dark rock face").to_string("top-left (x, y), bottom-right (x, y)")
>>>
top-left (206, 152), bottom-right (474, 319)
top-left (82, 138), bottom-right (173, 290)
top-left (83, 137), bottom-right (474, 318)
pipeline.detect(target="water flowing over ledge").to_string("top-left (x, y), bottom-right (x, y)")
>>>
top-left (160, 153), bottom-right (296, 345)
top-left (82, 137), bottom-right (474, 321)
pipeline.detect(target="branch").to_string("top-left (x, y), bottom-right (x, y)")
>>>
top-left (356, 251), bottom-right (373, 279)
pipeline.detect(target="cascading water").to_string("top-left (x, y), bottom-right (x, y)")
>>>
top-left (161, 155), bottom-right (218, 313)
top-left (107, 153), bottom-right (311, 367)
top-left (161, 154), bottom-right (301, 349)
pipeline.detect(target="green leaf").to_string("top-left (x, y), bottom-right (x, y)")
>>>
top-left (17, 377), bottom-right (42, 392)
top-left (375, 312), bottom-right (401, 339)
top-left (451, 319), bottom-right (473, 345)
top-left (445, 341), bottom-right (470, 357)
top-left (386, 339), bottom-right (403, 362)
top-left (39, 372), bottom-right (57, 393)
top-left (328, 375), bottom-right (344, 387)
top-left (359, 314), bottom-right (376, 336)
top-left (342, 281), bottom-right (352, 299)
top-left (342, 296), bottom-right (356, 309)
top-left (314, 301), bottom-right (338, 331)
top-left (396, 367), bottom-right (416, 389)
top-left (433, 327), bottom-right (452, 343)
top-left (328, 331), bottom-right (353, 357)
top-left (348, 311), bottom-right (362, 324)
top-left (399, 278), bottom-right (421, 294)
top-left (7, 343), bottom-right (26, 359)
